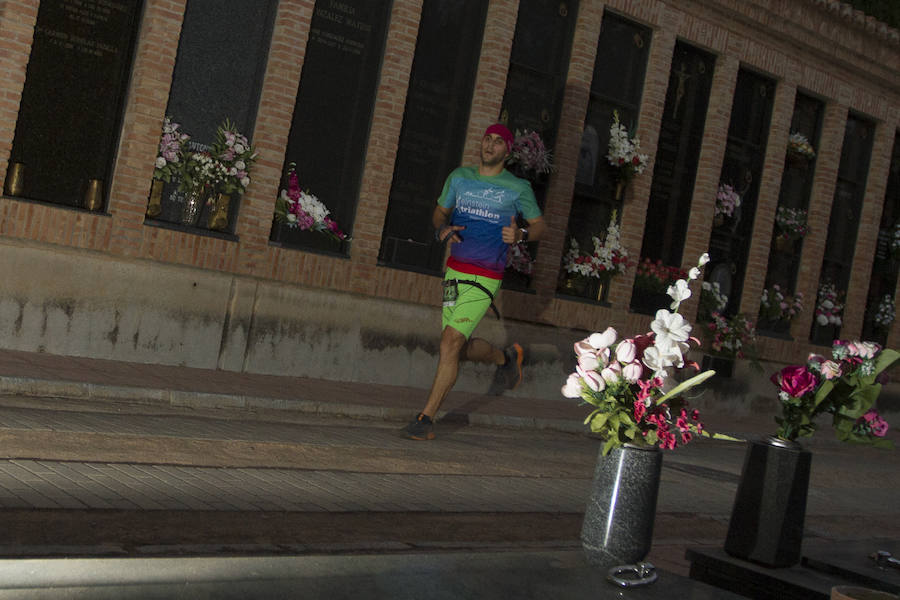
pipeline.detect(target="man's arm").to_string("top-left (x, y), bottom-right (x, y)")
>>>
top-left (502, 215), bottom-right (547, 244)
top-left (433, 205), bottom-right (464, 244)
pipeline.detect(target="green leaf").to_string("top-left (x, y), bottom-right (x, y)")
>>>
top-left (656, 370), bottom-right (716, 405)
top-left (601, 437), bottom-right (617, 456)
top-left (586, 411), bottom-right (608, 429)
top-left (874, 348), bottom-right (900, 377)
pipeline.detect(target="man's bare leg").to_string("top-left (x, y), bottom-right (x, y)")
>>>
top-left (460, 337), bottom-right (505, 365)
top-left (421, 326), bottom-right (468, 417)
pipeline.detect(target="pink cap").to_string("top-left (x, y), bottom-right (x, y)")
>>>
top-left (484, 124), bottom-right (514, 152)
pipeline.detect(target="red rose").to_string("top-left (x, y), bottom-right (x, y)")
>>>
top-left (771, 365), bottom-right (818, 398)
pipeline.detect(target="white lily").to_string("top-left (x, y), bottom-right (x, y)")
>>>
top-left (667, 279), bottom-right (692, 309)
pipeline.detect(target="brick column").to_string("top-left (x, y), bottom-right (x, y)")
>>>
top-left (462, 0), bottom-right (519, 166)
top-left (738, 81), bottom-right (796, 315)
top-left (679, 54), bottom-right (740, 321)
top-left (348, 0), bottom-right (424, 295)
top-left (530, 0), bottom-right (604, 301)
top-left (235, 0), bottom-right (315, 276)
top-left (107, 0), bottom-right (187, 257)
top-left (613, 25), bottom-right (678, 311)
top-left (0, 0), bottom-right (38, 189)
top-left (791, 101), bottom-right (848, 340)
top-left (842, 122), bottom-right (894, 339)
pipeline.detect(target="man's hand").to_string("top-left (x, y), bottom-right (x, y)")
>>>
top-left (502, 216), bottom-right (519, 244)
top-left (438, 224), bottom-right (465, 244)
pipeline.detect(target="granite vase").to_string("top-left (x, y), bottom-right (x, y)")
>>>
top-left (581, 444), bottom-right (662, 567)
top-left (724, 436), bottom-right (812, 567)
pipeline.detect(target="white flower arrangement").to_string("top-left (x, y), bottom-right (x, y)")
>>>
top-left (815, 282), bottom-right (844, 327)
top-left (606, 111), bottom-right (648, 182)
top-left (874, 295), bottom-right (895, 330)
top-left (787, 132), bottom-right (816, 160)
top-left (274, 163), bottom-right (350, 242)
top-left (179, 151), bottom-right (228, 193)
top-left (562, 211), bottom-right (630, 279)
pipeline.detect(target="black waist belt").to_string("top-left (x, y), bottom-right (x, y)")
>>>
top-left (456, 279), bottom-right (501, 319)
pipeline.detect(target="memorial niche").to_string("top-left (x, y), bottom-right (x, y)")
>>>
top-left (758, 93), bottom-right (823, 337)
top-left (5, 0), bottom-right (142, 209)
top-left (706, 69), bottom-right (775, 319)
top-left (560, 11), bottom-right (650, 302)
top-left (811, 114), bottom-right (875, 345)
top-left (271, 0), bottom-right (391, 255)
top-left (861, 134), bottom-right (899, 346)
top-left (499, 0), bottom-right (577, 290)
top-left (146, 0), bottom-right (277, 233)
top-left (378, 0), bottom-right (488, 274)
top-left (632, 42), bottom-right (715, 315)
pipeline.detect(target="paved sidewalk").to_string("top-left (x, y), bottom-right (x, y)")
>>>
top-left (0, 347), bottom-right (779, 435)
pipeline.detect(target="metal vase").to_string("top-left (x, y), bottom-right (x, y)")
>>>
top-left (180, 188), bottom-right (203, 226)
top-left (581, 444), bottom-right (663, 567)
top-left (724, 436), bottom-right (812, 567)
top-left (146, 179), bottom-right (164, 218)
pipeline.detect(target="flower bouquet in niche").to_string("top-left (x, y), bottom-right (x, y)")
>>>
top-left (153, 116), bottom-right (190, 183)
top-left (506, 129), bottom-right (553, 180)
top-left (506, 239), bottom-right (534, 276)
top-left (148, 116), bottom-right (190, 218)
top-left (874, 294), bottom-right (895, 333)
top-left (814, 282), bottom-right (844, 328)
top-left (210, 119), bottom-right (257, 195)
top-left (705, 311), bottom-right (757, 361)
top-left (759, 284), bottom-right (804, 330)
top-left (206, 119), bottom-right (258, 230)
top-left (606, 110), bottom-right (648, 199)
top-left (714, 183), bottom-right (741, 224)
top-left (774, 207), bottom-right (809, 244)
top-left (560, 212), bottom-right (630, 299)
top-left (786, 131), bottom-right (816, 162)
top-left (697, 281), bottom-right (728, 323)
top-left (633, 258), bottom-right (686, 294)
top-left (274, 163), bottom-right (350, 242)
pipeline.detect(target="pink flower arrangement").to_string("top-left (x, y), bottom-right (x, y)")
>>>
top-left (715, 183), bottom-right (741, 218)
top-left (705, 312), bottom-right (757, 360)
top-left (210, 119), bottom-right (257, 195)
top-left (506, 129), bottom-right (553, 176)
top-left (153, 116), bottom-right (190, 183)
top-left (506, 241), bottom-right (534, 275)
top-left (562, 253), bottom-right (736, 455)
top-left (771, 339), bottom-right (898, 446)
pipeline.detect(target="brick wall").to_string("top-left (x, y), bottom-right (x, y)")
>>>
top-left (0, 0), bottom-right (898, 363)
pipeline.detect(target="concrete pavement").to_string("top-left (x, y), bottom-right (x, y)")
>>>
top-left (0, 347), bottom-right (897, 581)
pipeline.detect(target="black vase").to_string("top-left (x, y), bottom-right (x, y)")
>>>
top-left (724, 436), bottom-right (812, 567)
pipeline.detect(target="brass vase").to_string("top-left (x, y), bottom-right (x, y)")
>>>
top-left (614, 180), bottom-right (626, 202)
top-left (181, 188), bottom-right (203, 226)
top-left (4, 162), bottom-right (24, 196)
top-left (83, 179), bottom-right (103, 211)
top-left (207, 193), bottom-right (230, 230)
top-left (146, 180), bottom-right (164, 218)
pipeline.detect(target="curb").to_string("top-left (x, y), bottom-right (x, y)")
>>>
top-left (0, 375), bottom-right (584, 434)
